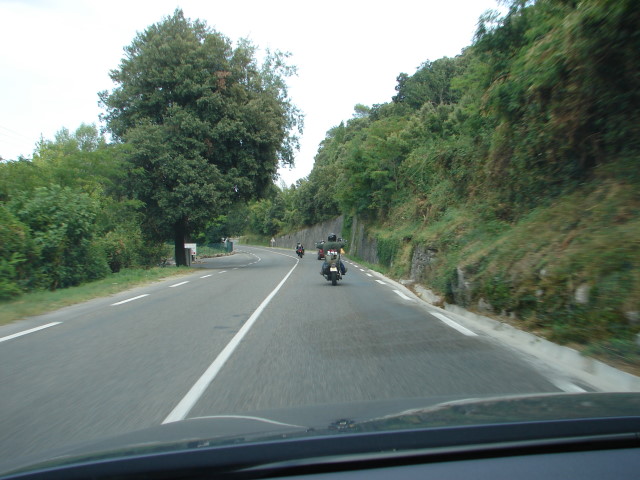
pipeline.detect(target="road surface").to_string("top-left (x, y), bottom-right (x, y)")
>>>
top-left (0, 246), bottom-right (590, 469)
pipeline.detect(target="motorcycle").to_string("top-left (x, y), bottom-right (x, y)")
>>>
top-left (296, 246), bottom-right (304, 258)
top-left (321, 248), bottom-right (343, 286)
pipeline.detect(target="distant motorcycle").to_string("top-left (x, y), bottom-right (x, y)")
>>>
top-left (296, 246), bottom-right (304, 258)
top-left (321, 248), bottom-right (343, 286)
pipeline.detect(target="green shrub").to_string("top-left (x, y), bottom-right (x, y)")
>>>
top-left (376, 234), bottom-right (399, 267)
top-left (102, 226), bottom-right (145, 272)
top-left (0, 204), bottom-right (36, 297)
top-left (9, 185), bottom-right (109, 289)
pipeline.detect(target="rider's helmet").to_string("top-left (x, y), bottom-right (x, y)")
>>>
top-left (328, 233), bottom-right (337, 242)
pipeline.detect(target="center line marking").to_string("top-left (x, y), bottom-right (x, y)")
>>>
top-left (375, 280), bottom-right (386, 285)
top-left (0, 322), bottom-right (62, 343)
top-left (169, 281), bottom-right (189, 288)
top-left (219, 271), bottom-right (227, 274)
top-left (163, 257), bottom-right (300, 424)
top-left (111, 294), bottom-right (150, 306)
top-left (200, 274), bottom-right (213, 278)
top-left (366, 273), bottom-right (373, 277)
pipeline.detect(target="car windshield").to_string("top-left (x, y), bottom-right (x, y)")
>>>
top-left (1, 0), bottom-right (639, 477)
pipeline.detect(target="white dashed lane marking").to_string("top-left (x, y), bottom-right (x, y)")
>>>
top-left (111, 294), bottom-right (150, 306)
top-left (393, 290), bottom-right (412, 301)
top-left (0, 322), bottom-right (62, 343)
top-left (430, 312), bottom-right (477, 337)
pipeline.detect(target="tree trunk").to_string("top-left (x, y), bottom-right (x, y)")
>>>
top-left (174, 218), bottom-right (187, 266)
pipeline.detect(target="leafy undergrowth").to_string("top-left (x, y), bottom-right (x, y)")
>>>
top-left (0, 266), bottom-right (195, 326)
top-left (367, 174), bottom-right (640, 372)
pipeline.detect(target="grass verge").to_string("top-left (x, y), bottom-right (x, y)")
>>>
top-left (0, 267), bottom-right (196, 326)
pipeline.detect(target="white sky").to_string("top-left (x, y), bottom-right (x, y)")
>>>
top-left (0, 0), bottom-right (501, 185)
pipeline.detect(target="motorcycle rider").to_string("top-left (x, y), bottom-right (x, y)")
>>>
top-left (320, 233), bottom-right (347, 276)
top-left (296, 242), bottom-right (304, 256)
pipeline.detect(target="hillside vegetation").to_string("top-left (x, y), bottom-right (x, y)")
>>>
top-left (249, 0), bottom-right (640, 361)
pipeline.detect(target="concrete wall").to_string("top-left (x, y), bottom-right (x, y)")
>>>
top-left (276, 215), bottom-right (383, 264)
top-left (348, 215), bottom-right (379, 264)
top-left (275, 216), bottom-right (344, 250)
top-left (273, 214), bottom-right (387, 264)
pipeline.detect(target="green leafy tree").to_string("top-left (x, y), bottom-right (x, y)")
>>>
top-left (393, 56), bottom-right (465, 109)
top-left (248, 198), bottom-right (284, 237)
top-left (194, 202), bottom-right (250, 244)
top-left (99, 9), bottom-right (302, 265)
top-left (0, 159), bottom-right (40, 202)
top-left (31, 124), bottom-right (124, 197)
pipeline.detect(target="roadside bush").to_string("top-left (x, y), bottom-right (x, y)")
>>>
top-left (376, 234), bottom-right (400, 268)
top-left (0, 204), bottom-right (36, 298)
top-left (0, 253), bottom-right (26, 300)
top-left (142, 241), bottom-right (174, 267)
top-left (102, 226), bottom-right (144, 272)
top-left (9, 185), bottom-right (109, 289)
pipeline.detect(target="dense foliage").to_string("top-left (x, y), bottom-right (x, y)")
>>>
top-left (0, 125), bottom-right (149, 298)
top-left (260, 0), bottom-right (638, 225)
top-left (1, 10), bottom-right (301, 298)
top-left (99, 9), bottom-right (301, 265)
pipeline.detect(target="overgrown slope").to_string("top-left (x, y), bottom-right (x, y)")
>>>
top-left (249, 0), bottom-right (640, 359)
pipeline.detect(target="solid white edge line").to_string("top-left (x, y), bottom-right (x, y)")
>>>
top-left (0, 322), bottom-right (62, 343)
top-left (162, 258), bottom-right (300, 424)
top-left (431, 312), bottom-right (477, 337)
top-left (111, 294), bottom-right (150, 306)
top-left (393, 290), bottom-right (412, 301)
top-left (169, 281), bottom-right (190, 288)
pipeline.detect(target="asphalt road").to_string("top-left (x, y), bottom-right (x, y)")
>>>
top-left (0, 246), bottom-right (586, 469)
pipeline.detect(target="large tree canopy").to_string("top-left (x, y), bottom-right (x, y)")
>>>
top-left (99, 9), bottom-right (302, 264)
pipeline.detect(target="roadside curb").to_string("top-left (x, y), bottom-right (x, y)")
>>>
top-left (442, 304), bottom-right (640, 393)
top-left (363, 267), bottom-right (640, 393)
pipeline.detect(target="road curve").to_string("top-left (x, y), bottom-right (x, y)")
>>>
top-left (0, 245), bottom-right (577, 469)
